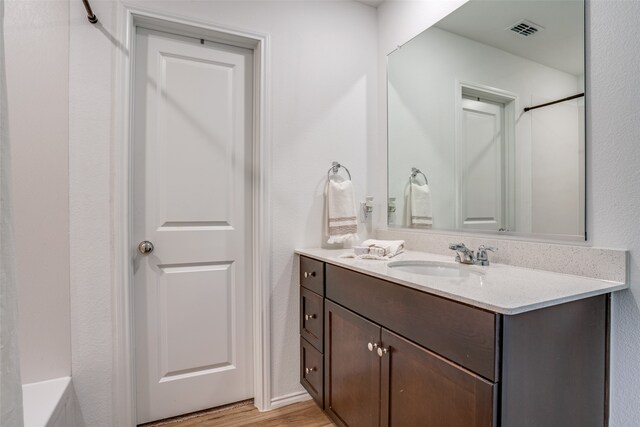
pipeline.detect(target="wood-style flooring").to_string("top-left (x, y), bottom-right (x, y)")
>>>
top-left (139, 399), bottom-right (335, 427)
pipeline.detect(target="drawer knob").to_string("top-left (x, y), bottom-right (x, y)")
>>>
top-left (377, 347), bottom-right (389, 357)
top-left (303, 271), bottom-right (316, 279)
top-left (304, 313), bottom-right (317, 321)
top-left (367, 342), bottom-right (379, 352)
top-left (305, 367), bottom-right (317, 374)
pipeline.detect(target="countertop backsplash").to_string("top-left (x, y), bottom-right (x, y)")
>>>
top-left (376, 228), bottom-right (627, 283)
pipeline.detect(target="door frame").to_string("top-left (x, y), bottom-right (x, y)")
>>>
top-left (112, 5), bottom-right (272, 426)
top-left (454, 80), bottom-right (518, 232)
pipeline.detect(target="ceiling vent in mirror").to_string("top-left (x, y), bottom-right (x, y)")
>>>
top-left (507, 20), bottom-right (544, 37)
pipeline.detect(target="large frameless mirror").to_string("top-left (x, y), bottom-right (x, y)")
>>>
top-left (387, 0), bottom-right (585, 241)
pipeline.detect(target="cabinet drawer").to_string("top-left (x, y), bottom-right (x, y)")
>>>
top-left (300, 256), bottom-right (324, 295)
top-left (300, 337), bottom-right (324, 408)
top-left (300, 287), bottom-right (324, 351)
top-left (326, 264), bottom-right (499, 381)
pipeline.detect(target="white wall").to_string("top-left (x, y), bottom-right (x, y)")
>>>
top-left (387, 26), bottom-right (581, 234)
top-left (530, 94), bottom-right (582, 235)
top-left (68, 1), bottom-right (116, 425)
top-left (68, 1), bottom-right (377, 424)
top-left (380, 0), bottom-right (640, 425)
top-left (589, 1), bottom-right (640, 426)
top-left (4, 0), bottom-right (71, 385)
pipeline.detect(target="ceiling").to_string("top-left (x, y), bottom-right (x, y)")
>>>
top-left (355, 0), bottom-right (385, 8)
top-left (435, 0), bottom-right (584, 76)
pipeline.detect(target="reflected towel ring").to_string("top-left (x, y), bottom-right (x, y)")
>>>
top-left (327, 161), bottom-right (352, 181)
top-left (410, 167), bottom-right (428, 185)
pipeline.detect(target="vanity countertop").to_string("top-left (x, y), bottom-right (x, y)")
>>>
top-left (295, 248), bottom-right (628, 314)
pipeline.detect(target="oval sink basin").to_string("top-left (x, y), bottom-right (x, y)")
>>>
top-left (387, 260), bottom-right (482, 278)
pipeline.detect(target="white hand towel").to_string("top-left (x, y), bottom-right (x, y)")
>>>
top-left (326, 179), bottom-right (357, 244)
top-left (410, 183), bottom-right (432, 227)
top-left (361, 239), bottom-right (405, 257)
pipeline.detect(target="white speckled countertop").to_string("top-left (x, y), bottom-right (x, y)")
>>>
top-left (295, 248), bottom-right (628, 315)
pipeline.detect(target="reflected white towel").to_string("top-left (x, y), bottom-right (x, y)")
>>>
top-left (410, 183), bottom-right (432, 227)
top-left (326, 179), bottom-right (357, 244)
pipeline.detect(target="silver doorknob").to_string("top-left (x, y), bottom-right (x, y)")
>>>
top-left (138, 240), bottom-right (154, 255)
top-left (377, 347), bottom-right (388, 357)
top-left (367, 342), bottom-right (378, 352)
top-left (305, 367), bottom-right (316, 374)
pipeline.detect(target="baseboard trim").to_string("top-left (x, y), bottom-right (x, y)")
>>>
top-left (269, 391), bottom-right (311, 410)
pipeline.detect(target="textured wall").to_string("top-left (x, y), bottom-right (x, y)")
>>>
top-left (68, 1), bottom-right (377, 424)
top-left (68, 0), bottom-right (116, 425)
top-left (5, 0), bottom-right (71, 384)
top-left (588, 1), bottom-right (640, 425)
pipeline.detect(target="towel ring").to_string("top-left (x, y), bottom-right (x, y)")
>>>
top-left (410, 167), bottom-right (428, 185)
top-left (327, 161), bottom-right (352, 181)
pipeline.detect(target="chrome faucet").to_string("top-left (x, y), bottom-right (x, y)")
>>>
top-left (448, 243), bottom-right (476, 265)
top-left (448, 243), bottom-right (497, 266)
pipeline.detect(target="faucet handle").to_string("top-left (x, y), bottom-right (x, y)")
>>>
top-left (476, 245), bottom-right (497, 266)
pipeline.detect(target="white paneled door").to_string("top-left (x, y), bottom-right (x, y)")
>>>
top-left (458, 97), bottom-right (505, 231)
top-left (133, 28), bottom-right (253, 424)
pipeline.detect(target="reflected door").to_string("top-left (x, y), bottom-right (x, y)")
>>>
top-left (457, 97), bottom-right (506, 231)
top-left (133, 28), bottom-right (254, 424)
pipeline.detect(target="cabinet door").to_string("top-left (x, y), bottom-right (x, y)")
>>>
top-left (381, 329), bottom-right (496, 427)
top-left (325, 300), bottom-right (381, 427)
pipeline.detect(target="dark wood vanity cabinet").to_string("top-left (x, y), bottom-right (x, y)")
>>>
top-left (299, 256), bottom-right (608, 427)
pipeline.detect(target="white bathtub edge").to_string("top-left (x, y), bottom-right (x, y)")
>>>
top-left (22, 377), bottom-right (73, 427)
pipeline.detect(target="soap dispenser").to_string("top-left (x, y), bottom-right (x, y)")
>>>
top-left (361, 196), bottom-right (374, 222)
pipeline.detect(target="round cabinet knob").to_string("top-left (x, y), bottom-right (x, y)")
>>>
top-left (304, 314), bottom-right (316, 321)
top-left (138, 240), bottom-right (154, 255)
top-left (367, 342), bottom-right (378, 352)
top-left (377, 347), bottom-right (388, 357)
top-left (303, 271), bottom-right (316, 279)
top-left (305, 367), bottom-right (316, 374)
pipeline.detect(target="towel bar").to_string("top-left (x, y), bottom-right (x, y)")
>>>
top-left (327, 161), bottom-right (352, 181)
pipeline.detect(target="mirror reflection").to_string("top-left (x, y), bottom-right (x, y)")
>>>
top-left (387, 0), bottom-right (585, 240)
